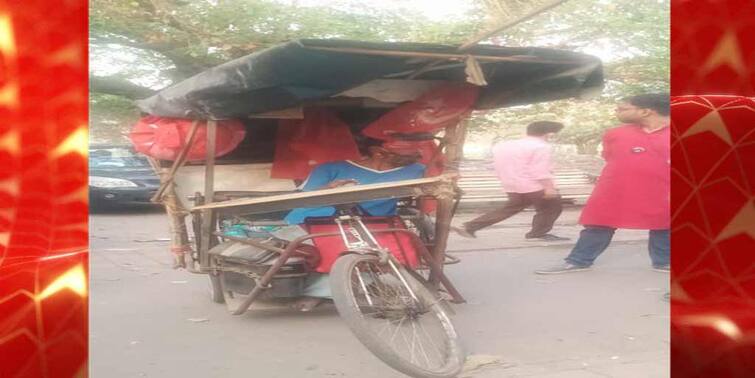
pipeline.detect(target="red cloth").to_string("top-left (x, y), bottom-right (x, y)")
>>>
top-left (305, 218), bottom-right (420, 273)
top-left (366, 83), bottom-right (470, 215)
top-left (361, 83), bottom-right (479, 139)
top-left (271, 108), bottom-right (361, 180)
top-left (671, 0), bottom-right (755, 95)
top-left (129, 116), bottom-right (246, 161)
top-left (579, 125), bottom-right (670, 229)
top-left (669, 95), bottom-right (755, 377)
top-left (0, 3), bottom-right (88, 376)
top-left (359, 84), bottom-right (478, 214)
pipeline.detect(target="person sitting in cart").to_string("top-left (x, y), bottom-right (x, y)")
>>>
top-left (280, 136), bottom-right (425, 311)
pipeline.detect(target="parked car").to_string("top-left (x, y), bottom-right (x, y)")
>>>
top-left (89, 145), bottom-right (161, 208)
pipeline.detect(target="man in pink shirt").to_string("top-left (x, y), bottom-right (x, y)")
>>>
top-left (455, 121), bottom-right (569, 241)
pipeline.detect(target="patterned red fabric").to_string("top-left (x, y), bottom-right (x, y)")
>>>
top-left (0, 1), bottom-right (88, 377)
top-left (271, 108), bottom-right (361, 180)
top-left (672, 0), bottom-right (755, 95)
top-left (672, 1), bottom-right (755, 375)
top-left (361, 83), bottom-right (479, 139)
top-left (670, 95), bottom-right (755, 377)
top-left (364, 83), bottom-right (476, 215)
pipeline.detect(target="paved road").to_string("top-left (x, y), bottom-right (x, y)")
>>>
top-left (90, 208), bottom-right (669, 378)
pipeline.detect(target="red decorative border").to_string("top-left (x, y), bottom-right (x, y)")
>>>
top-left (0, 1), bottom-right (754, 377)
top-left (671, 1), bottom-right (755, 377)
top-left (671, 0), bottom-right (755, 95)
top-left (0, 1), bottom-right (89, 377)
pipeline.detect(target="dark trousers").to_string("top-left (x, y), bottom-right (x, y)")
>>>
top-left (565, 226), bottom-right (670, 268)
top-left (463, 191), bottom-right (563, 238)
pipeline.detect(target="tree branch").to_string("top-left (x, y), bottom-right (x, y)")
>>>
top-left (90, 75), bottom-right (158, 100)
top-left (91, 35), bottom-right (184, 52)
top-left (91, 34), bottom-right (210, 79)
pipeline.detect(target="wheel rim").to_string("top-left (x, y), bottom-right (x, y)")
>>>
top-left (347, 258), bottom-right (459, 374)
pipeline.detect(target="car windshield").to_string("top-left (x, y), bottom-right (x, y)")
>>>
top-left (89, 147), bottom-right (150, 168)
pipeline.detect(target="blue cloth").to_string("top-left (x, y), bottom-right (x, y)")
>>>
top-left (284, 161), bottom-right (425, 224)
top-left (565, 226), bottom-right (670, 268)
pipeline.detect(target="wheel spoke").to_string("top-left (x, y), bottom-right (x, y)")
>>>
top-left (334, 254), bottom-right (462, 376)
top-left (413, 320), bottom-right (433, 367)
top-left (418, 314), bottom-right (446, 363)
top-left (389, 315), bottom-right (408, 344)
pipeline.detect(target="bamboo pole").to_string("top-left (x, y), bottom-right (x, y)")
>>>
top-left (426, 119), bottom-right (470, 302)
top-left (164, 184), bottom-right (193, 270)
top-left (198, 120), bottom-right (217, 270)
top-left (145, 120), bottom-right (200, 270)
top-left (430, 192), bottom-right (456, 295)
top-left (408, 0), bottom-right (572, 79)
top-left (301, 46), bottom-right (576, 64)
top-left (147, 157), bottom-right (193, 270)
top-left (151, 120), bottom-right (201, 202)
top-left (442, 117), bottom-right (470, 170)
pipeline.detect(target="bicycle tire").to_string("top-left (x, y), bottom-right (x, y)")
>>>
top-left (330, 253), bottom-right (465, 378)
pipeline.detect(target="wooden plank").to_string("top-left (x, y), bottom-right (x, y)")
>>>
top-left (460, 181), bottom-right (590, 184)
top-left (191, 175), bottom-right (455, 214)
top-left (204, 120), bottom-right (217, 204)
top-left (199, 120), bottom-right (218, 269)
top-left (459, 181), bottom-right (592, 185)
top-left (461, 171), bottom-right (586, 175)
top-left (461, 196), bottom-right (590, 201)
top-left (460, 193), bottom-right (593, 198)
top-left (248, 107), bottom-right (304, 119)
top-left (302, 45), bottom-right (580, 65)
top-left (461, 172), bottom-right (586, 176)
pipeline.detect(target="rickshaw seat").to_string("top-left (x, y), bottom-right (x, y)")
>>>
top-left (303, 216), bottom-right (420, 273)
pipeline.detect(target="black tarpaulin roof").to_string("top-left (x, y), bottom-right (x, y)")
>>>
top-left (136, 39), bottom-right (604, 120)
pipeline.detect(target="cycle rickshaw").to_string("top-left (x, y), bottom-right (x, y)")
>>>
top-left (131, 39), bottom-right (603, 378)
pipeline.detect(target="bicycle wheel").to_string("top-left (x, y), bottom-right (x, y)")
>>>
top-left (330, 253), bottom-right (464, 378)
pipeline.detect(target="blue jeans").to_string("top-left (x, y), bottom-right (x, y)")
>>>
top-left (565, 226), bottom-right (670, 268)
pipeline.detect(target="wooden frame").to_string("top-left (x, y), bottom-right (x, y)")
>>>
top-left (154, 115), bottom-right (473, 305)
top-left (144, 88), bottom-right (475, 305)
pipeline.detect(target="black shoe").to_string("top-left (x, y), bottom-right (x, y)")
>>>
top-left (526, 234), bottom-right (570, 241)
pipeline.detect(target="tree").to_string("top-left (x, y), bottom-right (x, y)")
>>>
top-left (89, 0), bottom-right (669, 149)
top-left (469, 99), bottom-right (616, 155)
top-left (89, 0), bottom-right (485, 141)
top-left (90, 0), bottom-right (484, 98)
top-left (481, 0), bottom-right (669, 94)
top-left (89, 93), bottom-right (143, 144)
top-left (467, 0), bottom-right (669, 154)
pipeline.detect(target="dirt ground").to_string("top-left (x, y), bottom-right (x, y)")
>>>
top-left (89, 207), bottom-right (669, 378)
